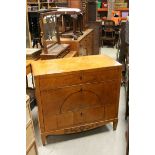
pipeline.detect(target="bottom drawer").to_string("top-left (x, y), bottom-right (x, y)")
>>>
top-left (105, 104), bottom-right (117, 120)
top-left (84, 106), bottom-right (104, 123)
top-left (73, 106), bottom-right (105, 125)
top-left (27, 143), bottom-right (37, 155)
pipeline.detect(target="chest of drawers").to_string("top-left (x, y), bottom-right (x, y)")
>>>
top-left (33, 55), bottom-right (122, 145)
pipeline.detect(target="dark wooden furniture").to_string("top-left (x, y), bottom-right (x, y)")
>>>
top-left (60, 29), bottom-right (94, 56)
top-left (28, 11), bottom-right (43, 48)
top-left (68, 0), bottom-right (88, 29)
top-left (102, 20), bottom-right (115, 47)
top-left (54, 8), bottom-right (84, 40)
top-left (88, 21), bottom-right (102, 54)
top-left (40, 11), bottom-right (70, 59)
top-left (87, 0), bottom-right (97, 22)
top-left (33, 55), bottom-right (122, 145)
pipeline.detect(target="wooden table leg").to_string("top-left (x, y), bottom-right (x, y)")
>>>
top-left (41, 134), bottom-right (46, 146)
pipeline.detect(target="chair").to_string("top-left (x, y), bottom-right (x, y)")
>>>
top-left (102, 20), bottom-right (115, 47)
top-left (39, 11), bottom-right (70, 59)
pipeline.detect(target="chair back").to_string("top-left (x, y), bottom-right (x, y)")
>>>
top-left (104, 20), bottom-right (115, 31)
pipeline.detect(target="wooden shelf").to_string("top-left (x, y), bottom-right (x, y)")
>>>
top-left (98, 8), bottom-right (108, 12)
top-left (40, 2), bottom-right (48, 3)
top-left (98, 8), bottom-right (129, 12)
top-left (115, 8), bottom-right (129, 11)
top-left (27, 2), bottom-right (39, 4)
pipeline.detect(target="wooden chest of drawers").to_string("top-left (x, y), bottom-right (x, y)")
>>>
top-left (26, 95), bottom-right (38, 155)
top-left (60, 29), bottom-right (94, 56)
top-left (33, 55), bottom-right (122, 145)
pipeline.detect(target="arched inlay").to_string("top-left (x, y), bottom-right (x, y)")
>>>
top-left (60, 89), bottom-right (102, 113)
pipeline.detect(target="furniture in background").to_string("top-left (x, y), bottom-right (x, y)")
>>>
top-left (55, 8), bottom-right (84, 40)
top-left (27, 6), bottom-right (32, 48)
top-left (28, 11), bottom-right (43, 48)
top-left (87, 0), bottom-right (97, 22)
top-left (60, 29), bottom-right (94, 56)
top-left (26, 48), bottom-right (42, 60)
top-left (27, 0), bottom-right (68, 10)
top-left (88, 21), bottom-right (102, 54)
top-left (68, 0), bottom-right (89, 29)
top-left (26, 95), bottom-right (38, 155)
top-left (97, 0), bottom-right (129, 21)
top-left (39, 11), bottom-right (70, 59)
top-left (33, 55), bottom-right (122, 145)
top-left (26, 61), bottom-right (36, 110)
top-left (117, 21), bottom-right (127, 83)
top-left (101, 20), bottom-right (115, 47)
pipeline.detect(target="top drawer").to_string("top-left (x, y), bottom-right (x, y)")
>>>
top-left (38, 68), bottom-right (121, 90)
top-left (39, 72), bottom-right (82, 90)
top-left (82, 68), bottom-right (120, 83)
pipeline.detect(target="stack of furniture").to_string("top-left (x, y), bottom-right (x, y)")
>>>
top-left (26, 95), bottom-right (38, 155)
top-left (32, 55), bottom-right (122, 145)
top-left (102, 20), bottom-right (115, 47)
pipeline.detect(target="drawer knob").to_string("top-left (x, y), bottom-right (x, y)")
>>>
top-left (80, 112), bottom-right (83, 116)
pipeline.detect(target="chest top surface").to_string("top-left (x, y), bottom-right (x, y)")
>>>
top-left (32, 55), bottom-right (122, 77)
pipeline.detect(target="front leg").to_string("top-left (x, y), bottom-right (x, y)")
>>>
top-left (41, 134), bottom-right (46, 146)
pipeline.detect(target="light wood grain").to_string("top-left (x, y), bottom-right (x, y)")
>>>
top-left (32, 54), bottom-right (121, 77)
top-left (34, 55), bottom-right (122, 145)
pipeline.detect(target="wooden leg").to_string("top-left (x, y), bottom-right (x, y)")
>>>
top-left (41, 134), bottom-right (46, 146)
top-left (113, 119), bottom-right (118, 130)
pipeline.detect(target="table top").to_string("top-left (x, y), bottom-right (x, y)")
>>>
top-left (26, 48), bottom-right (42, 55)
top-left (32, 54), bottom-right (122, 77)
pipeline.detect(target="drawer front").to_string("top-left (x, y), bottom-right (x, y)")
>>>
top-left (44, 115), bottom-right (57, 132)
top-left (39, 72), bottom-right (82, 90)
top-left (74, 110), bottom-right (85, 125)
top-left (73, 106), bottom-right (104, 125)
top-left (57, 112), bottom-right (74, 128)
top-left (26, 105), bottom-right (31, 125)
top-left (27, 143), bottom-right (37, 155)
top-left (82, 68), bottom-right (120, 83)
top-left (84, 106), bottom-right (104, 123)
top-left (26, 122), bottom-right (35, 150)
top-left (105, 104), bottom-right (117, 120)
